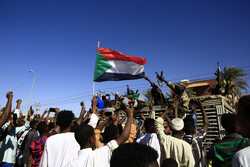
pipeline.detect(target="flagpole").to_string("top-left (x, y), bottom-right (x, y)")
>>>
top-left (93, 41), bottom-right (101, 96)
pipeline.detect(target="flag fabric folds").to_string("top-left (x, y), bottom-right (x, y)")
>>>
top-left (94, 48), bottom-right (147, 82)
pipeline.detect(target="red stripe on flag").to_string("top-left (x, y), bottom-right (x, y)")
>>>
top-left (97, 48), bottom-right (147, 65)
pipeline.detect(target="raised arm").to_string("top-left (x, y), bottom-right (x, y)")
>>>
top-left (92, 96), bottom-right (97, 114)
top-left (116, 108), bottom-right (134, 145)
top-left (26, 106), bottom-right (34, 122)
top-left (0, 91), bottom-right (13, 127)
top-left (143, 76), bottom-right (155, 87)
top-left (76, 102), bottom-right (87, 125)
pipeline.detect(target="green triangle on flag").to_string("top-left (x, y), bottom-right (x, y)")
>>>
top-left (94, 54), bottom-right (112, 81)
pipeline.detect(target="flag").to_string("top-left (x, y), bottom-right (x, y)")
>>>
top-left (94, 48), bottom-right (147, 82)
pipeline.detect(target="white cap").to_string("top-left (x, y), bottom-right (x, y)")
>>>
top-left (171, 118), bottom-right (184, 131)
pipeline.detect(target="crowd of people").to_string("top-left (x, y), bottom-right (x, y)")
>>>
top-left (0, 91), bottom-right (250, 167)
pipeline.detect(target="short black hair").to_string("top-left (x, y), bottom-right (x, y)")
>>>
top-left (184, 115), bottom-right (195, 135)
top-left (237, 95), bottom-right (250, 121)
top-left (110, 143), bottom-right (158, 167)
top-left (221, 113), bottom-right (237, 134)
top-left (74, 123), bottom-right (95, 148)
top-left (144, 118), bottom-right (156, 133)
top-left (56, 110), bottom-right (75, 131)
top-left (30, 119), bottom-right (39, 129)
top-left (37, 121), bottom-right (49, 135)
top-left (161, 159), bottom-right (178, 167)
top-left (103, 124), bottom-right (120, 144)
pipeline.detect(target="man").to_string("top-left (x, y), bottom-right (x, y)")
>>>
top-left (64, 107), bottom-right (134, 167)
top-left (0, 95), bottom-right (30, 167)
top-left (0, 92), bottom-right (13, 127)
top-left (155, 113), bottom-right (195, 167)
top-left (232, 95), bottom-right (250, 167)
top-left (208, 113), bottom-right (249, 167)
top-left (23, 120), bottom-right (39, 166)
top-left (38, 110), bottom-right (78, 167)
top-left (183, 100), bottom-right (208, 167)
top-left (110, 143), bottom-right (159, 167)
top-left (39, 97), bottom-right (100, 167)
top-left (136, 118), bottom-right (161, 166)
top-left (28, 121), bottom-right (49, 167)
top-left (156, 71), bottom-right (190, 118)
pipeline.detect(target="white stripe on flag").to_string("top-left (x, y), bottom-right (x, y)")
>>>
top-left (106, 60), bottom-right (144, 75)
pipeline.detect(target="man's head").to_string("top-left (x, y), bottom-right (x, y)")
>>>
top-left (170, 118), bottom-right (184, 138)
top-left (74, 123), bottom-right (95, 149)
top-left (236, 95), bottom-right (250, 137)
top-left (13, 113), bottom-right (25, 127)
top-left (30, 119), bottom-right (39, 130)
top-left (184, 115), bottom-right (196, 135)
top-left (16, 99), bottom-right (22, 108)
top-left (144, 118), bottom-right (156, 133)
top-left (56, 110), bottom-right (75, 132)
top-left (37, 121), bottom-right (49, 136)
top-left (110, 143), bottom-right (159, 167)
top-left (103, 124), bottom-right (120, 144)
top-left (221, 113), bottom-right (237, 134)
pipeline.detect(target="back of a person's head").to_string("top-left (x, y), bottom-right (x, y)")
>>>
top-left (30, 119), bottom-right (39, 129)
top-left (110, 143), bottom-right (158, 167)
top-left (56, 110), bottom-right (75, 130)
top-left (103, 124), bottom-right (120, 144)
top-left (221, 113), bottom-right (237, 134)
top-left (237, 95), bottom-right (250, 121)
top-left (236, 95), bottom-right (250, 137)
top-left (37, 121), bottom-right (49, 135)
top-left (161, 159), bottom-right (178, 167)
top-left (183, 115), bottom-right (195, 135)
top-left (74, 123), bottom-right (95, 149)
top-left (144, 118), bottom-right (156, 133)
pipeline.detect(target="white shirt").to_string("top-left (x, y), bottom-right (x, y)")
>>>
top-left (39, 132), bottom-right (80, 167)
top-left (232, 146), bottom-right (250, 167)
top-left (155, 117), bottom-right (195, 167)
top-left (0, 122), bottom-right (30, 164)
top-left (136, 133), bottom-right (161, 165)
top-left (65, 140), bottom-right (118, 167)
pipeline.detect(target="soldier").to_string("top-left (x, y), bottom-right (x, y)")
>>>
top-left (156, 71), bottom-right (190, 118)
top-left (143, 75), bottom-right (166, 106)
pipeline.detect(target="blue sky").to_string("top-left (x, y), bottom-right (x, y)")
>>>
top-left (0, 0), bottom-right (249, 115)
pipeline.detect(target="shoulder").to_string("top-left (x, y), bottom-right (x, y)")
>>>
top-left (47, 132), bottom-right (75, 144)
top-left (95, 140), bottom-right (118, 154)
top-left (233, 146), bottom-right (250, 166)
top-left (235, 146), bottom-right (250, 157)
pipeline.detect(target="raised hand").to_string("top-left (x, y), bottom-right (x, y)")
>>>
top-left (156, 71), bottom-right (166, 83)
top-left (6, 91), bottom-right (13, 101)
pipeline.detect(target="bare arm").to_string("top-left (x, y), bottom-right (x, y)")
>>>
top-left (0, 92), bottom-right (13, 127)
top-left (41, 110), bottom-right (48, 120)
top-left (116, 108), bottom-right (134, 145)
top-left (26, 106), bottom-right (34, 122)
top-left (27, 154), bottom-right (32, 167)
top-left (92, 96), bottom-right (97, 114)
top-left (76, 102), bottom-right (87, 125)
top-left (143, 76), bottom-right (154, 87)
